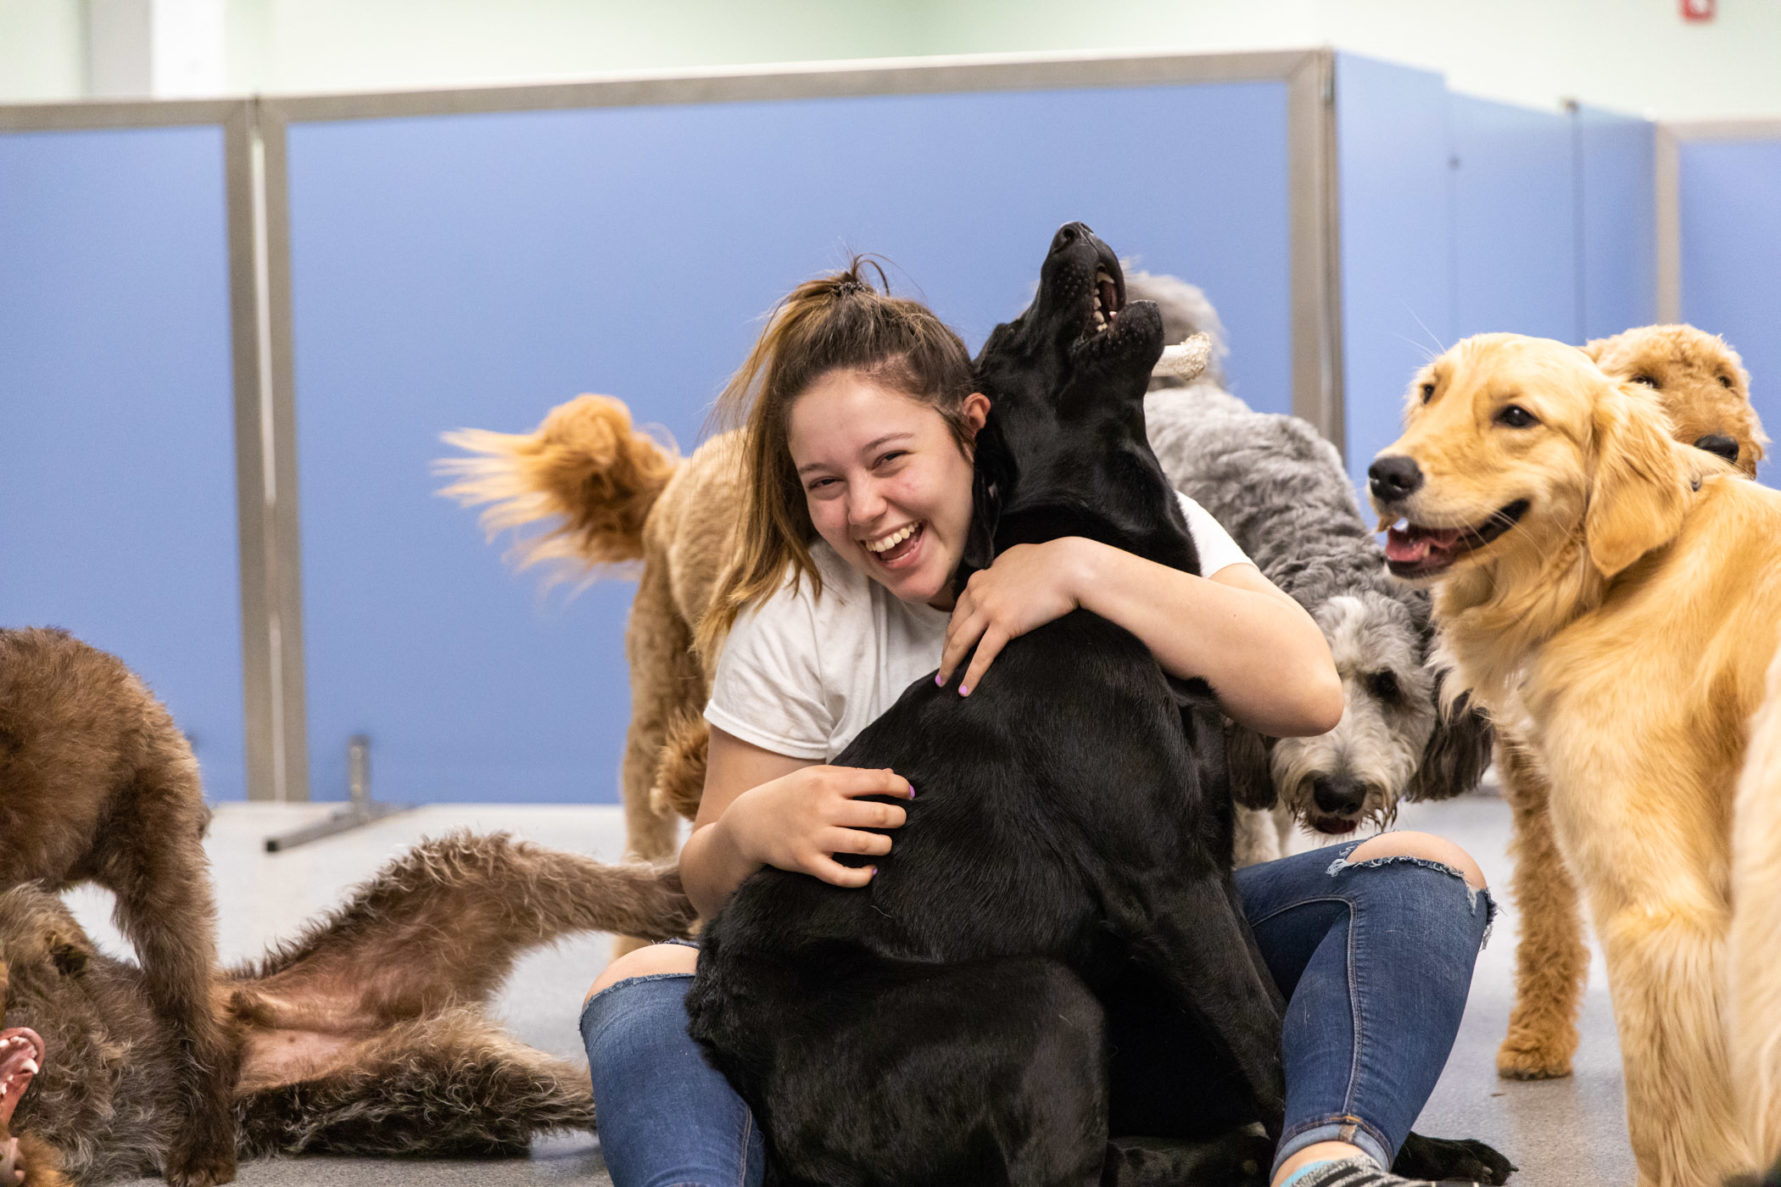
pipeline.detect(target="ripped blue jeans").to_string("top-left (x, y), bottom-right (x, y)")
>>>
top-left (580, 838), bottom-right (1493, 1186)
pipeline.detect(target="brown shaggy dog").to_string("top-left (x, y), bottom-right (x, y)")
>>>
top-left (1588, 323), bottom-right (1766, 477)
top-left (1369, 332), bottom-right (1781, 1184)
top-left (0, 831), bottom-right (694, 1185)
top-left (1489, 324), bottom-right (1768, 1083)
top-left (0, 627), bottom-right (237, 1186)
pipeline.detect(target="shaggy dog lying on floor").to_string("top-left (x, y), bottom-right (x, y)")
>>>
top-left (1134, 273), bottom-right (1492, 857)
top-left (1369, 332), bottom-right (1781, 1185)
top-left (0, 832), bottom-right (693, 1186)
top-left (1485, 324), bottom-right (1769, 1083)
top-left (0, 628), bottom-right (237, 1187)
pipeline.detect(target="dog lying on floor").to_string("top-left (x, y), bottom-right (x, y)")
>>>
top-left (0, 628), bottom-right (237, 1187)
top-left (0, 832), bottom-right (694, 1186)
top-left (1484, 324), bottom-right (1768, 1083)
top-left (1369, 331), bottom-right (1781, 1185)
top-left (1135, 273), bottom-right (1492, 856)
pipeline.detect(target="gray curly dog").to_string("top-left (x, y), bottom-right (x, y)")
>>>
top-left (1132, 271), bottom-right (1492, 863)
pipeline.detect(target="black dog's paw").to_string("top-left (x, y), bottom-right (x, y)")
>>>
top-left (1393, 1131), bottom-right (1516, 1184)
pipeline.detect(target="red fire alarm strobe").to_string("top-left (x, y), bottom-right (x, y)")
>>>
top-left (1683, 0), bottom-right (1716, 22)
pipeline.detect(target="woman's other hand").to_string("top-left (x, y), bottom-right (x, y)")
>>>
top-left (937, 539), bottom-right (1085, 695)
top-left (726, 764), bottom-right (914, 888)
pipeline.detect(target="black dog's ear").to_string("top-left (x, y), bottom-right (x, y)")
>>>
top-left (1405, 685), bottom-right (1494, 801)
top-left (1225, 723), bottom-right (1278, 810)
top-left (959, 420), bottom-right (1012, 577)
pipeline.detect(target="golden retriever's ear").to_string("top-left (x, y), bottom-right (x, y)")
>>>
top-left (1586, 385), bottom-right (1689, 579)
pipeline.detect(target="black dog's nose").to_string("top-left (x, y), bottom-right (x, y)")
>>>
top-left (1368, 455), bottom-right (1424, 502)
top-left (1050, 222), bottom-right (1094, 253)
top-left (1695, 434), bottom-right (1739, 464)
top-left (1312, 776), bottom-right (1366, 817)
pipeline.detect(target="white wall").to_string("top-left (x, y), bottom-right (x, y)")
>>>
top-left (4, 0), bottom-right (1781, 120)
top-left (0, 0), bottom-right (87, 100)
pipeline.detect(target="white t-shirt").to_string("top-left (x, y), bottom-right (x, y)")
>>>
top-left (704, 493), bottom-right (1251, 762)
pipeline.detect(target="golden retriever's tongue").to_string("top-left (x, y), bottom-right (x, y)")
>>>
top-left (1385, 525), bottom-right (1461, 564)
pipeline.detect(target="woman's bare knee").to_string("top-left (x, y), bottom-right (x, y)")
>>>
top-left (584, 942), bottom-right (698, 1004)
top-left (1350, 830), bottom-right (1488, 892)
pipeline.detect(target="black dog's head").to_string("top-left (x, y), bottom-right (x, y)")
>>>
top-left (964, 223), bottom-right (1179, 574)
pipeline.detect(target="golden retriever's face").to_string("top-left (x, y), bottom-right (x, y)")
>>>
top-left (1369, 333), bottom-right (1689, 584)
top-left (1585, 324), bottom-right (1767, 477)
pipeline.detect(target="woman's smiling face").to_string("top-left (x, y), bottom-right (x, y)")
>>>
top-left (787, 369), bottom-right (988, 609)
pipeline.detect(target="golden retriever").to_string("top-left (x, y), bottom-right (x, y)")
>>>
top-left (1493, 324), bottom-right (1768, 1081)
top-left (1369, 332), bottom-right (1781, 1185)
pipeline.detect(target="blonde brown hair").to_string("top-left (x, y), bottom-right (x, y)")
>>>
top-left (698, 260), bottom-right (976, 654)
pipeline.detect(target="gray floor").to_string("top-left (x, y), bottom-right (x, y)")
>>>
top-left (73, 794), bottom-right (1632, 1186)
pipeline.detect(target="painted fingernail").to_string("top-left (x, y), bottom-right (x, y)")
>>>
top-left (935, 673), bottom-right (944, 686)
top-left (869, 866), bottom-right (879, 877)
top-left (958, 684), bottom-right (970, 697)
top-left (906, 783), bottom-right (916, 798)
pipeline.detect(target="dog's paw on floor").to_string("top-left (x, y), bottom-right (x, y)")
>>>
top-left (1494, 1027), bottom-right (1575, 1081)
top-left (1394, 1132), bottom-right (1517, 1185)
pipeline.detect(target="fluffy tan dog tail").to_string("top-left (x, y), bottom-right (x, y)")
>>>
top-left (437, 394), bottom-right (679, 580)
top-left (1733, 642), bottom-right (1781, 1167)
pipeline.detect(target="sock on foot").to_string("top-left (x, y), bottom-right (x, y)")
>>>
top-left (1281, 1155), bottom-right (1481, 1187)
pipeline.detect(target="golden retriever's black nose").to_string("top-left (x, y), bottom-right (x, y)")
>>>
top-left (1313, 776), bottom-right (1365, 816)
top-left (1368, 456), bottom-right (1424, 502)
top-left (1694, 434), bottom-right (1739, 464)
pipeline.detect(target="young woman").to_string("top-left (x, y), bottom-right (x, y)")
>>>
top-left (579, 266), bottom-right (1496, 1187)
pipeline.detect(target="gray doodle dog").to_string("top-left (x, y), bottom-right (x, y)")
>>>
top-left (1133, 273), bottom-right (1492, 856)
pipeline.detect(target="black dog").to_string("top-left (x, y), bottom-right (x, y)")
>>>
top-left (685, 225), bottom-right (1514, 1187)
top-left (686, 224), bottom-right (1284, 1186)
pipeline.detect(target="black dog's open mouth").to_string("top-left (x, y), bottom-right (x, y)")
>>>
top-left (1383, 499), bottom-right (1529, 578)
top-left (1084, 264), bottom-right (1124, 340)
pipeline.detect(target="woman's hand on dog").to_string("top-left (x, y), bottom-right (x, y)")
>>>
top-left (939, 540), bottom-right (1086, 695)
top-left (726, 765), bottom-right (914, 888)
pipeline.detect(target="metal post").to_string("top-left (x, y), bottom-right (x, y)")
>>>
top-left (263, 734), bottom-right (417, 852)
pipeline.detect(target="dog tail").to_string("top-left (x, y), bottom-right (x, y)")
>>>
top-left (1733, 643), bottom-right (1781, 1166)
top-left (437, 393), bottom-right (679, 582)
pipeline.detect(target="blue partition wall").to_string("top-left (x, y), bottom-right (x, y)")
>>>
top-left (1335, 54), bottom-right (1455, 498)
top-left (0, 125), bottom-right (247, 799)
top-left (1448, 94), bottom-right (1578, 342)
top-left (285, 81), bottom-right (1295, 803)
top-left (1336, 55), bottom-right (1656, 499)
top-left (1679, 138), bottom-right (1781, 482)
top-left (1576, 106), bottom-right (1656, 341)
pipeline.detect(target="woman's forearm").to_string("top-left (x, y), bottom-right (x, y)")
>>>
top-left (679, 816), bottom-right (762, 920)
top-left (1068, 539), bottom-right (1342, 737)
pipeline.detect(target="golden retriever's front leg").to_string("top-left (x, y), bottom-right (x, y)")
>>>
top-left (1597, 896), bottom-right (1750, 1186)
top-left (1730, 648), bottom-right (1781, 1168)
top-left (1496, 733), bottom-right (1589, 1079)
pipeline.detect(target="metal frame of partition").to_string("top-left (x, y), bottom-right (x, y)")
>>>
top-left (0, 96), bottom-right (288, 802)
top-left (1655, 118), bottom-right (1781, 323)
top-left (3, 48), bottom-right (1343, 803)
